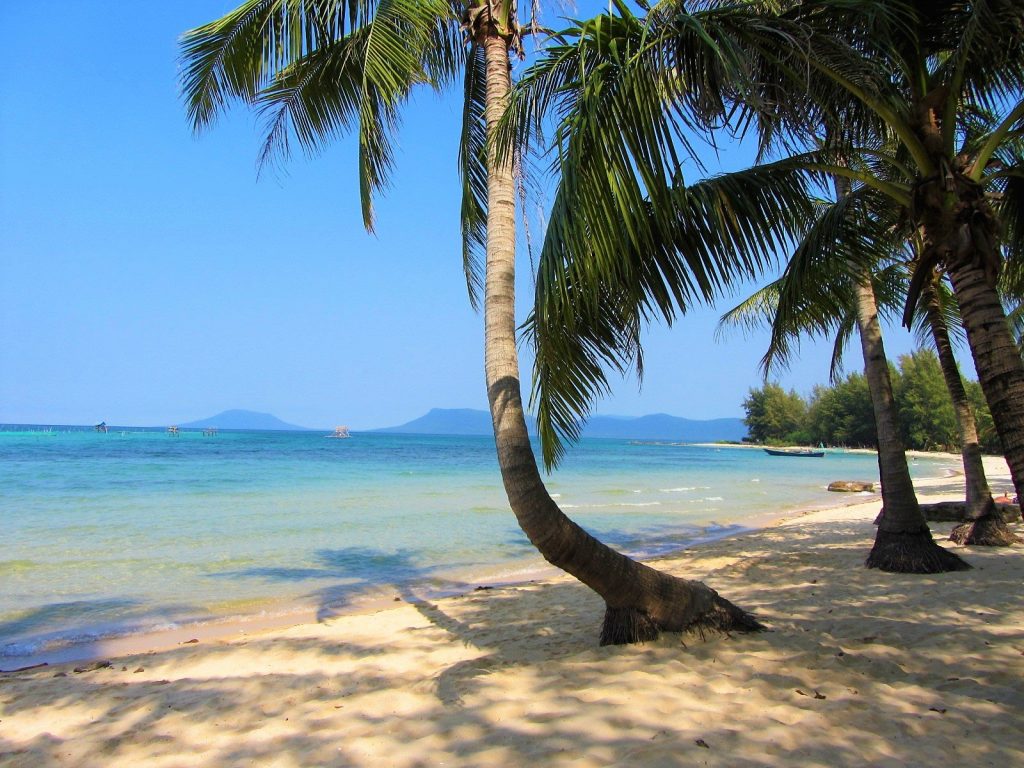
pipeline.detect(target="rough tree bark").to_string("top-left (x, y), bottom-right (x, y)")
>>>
top-left (922, 283), bottom-right (1018, 545)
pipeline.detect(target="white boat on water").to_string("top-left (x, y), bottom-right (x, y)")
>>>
top-left (326, 426), bottom-right (351, 439)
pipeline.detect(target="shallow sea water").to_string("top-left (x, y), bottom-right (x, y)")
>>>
top-left (0, 427), bottom-right (950, 662)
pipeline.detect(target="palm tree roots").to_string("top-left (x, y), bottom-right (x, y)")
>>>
top-left (866, 527), bottom-right (972, 573)
top-left (950, 515), bottom-right (1022, 546)
top-left (599, 595), bottom-right (765, 647)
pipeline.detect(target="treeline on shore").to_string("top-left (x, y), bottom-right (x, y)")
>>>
top-left (742, 349), bottom-right (997, 453)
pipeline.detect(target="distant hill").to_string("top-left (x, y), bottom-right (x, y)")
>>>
top-left (178, 409), bottom-right (312, 431)
top-left (375, 408), bottom-right (507, 436)
top-left (374, 408), bottom-right (746, 442)
top-left (583, 413), bottom-right (747, 442)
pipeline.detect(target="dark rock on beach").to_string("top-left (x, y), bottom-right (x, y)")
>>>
top-left (828, 481), bottom-right (875, 492)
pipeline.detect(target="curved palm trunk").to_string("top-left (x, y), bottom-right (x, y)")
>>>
top-left (477, 6), bottom-right (760, 644)
top-left (922, 284), bottom-right (1018, 546)
top-left (946, 260), bottom-right (1024, 502)
top-left (855, 272), bottom-right (970, 571)
top-left (911, 110), bottom-right (1024, 506)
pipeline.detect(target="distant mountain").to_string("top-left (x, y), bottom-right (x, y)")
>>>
top-left (375, 408), bottom-right (509, 436)
top-left (583, 413), bottom-right (746, 442)
top-left (178, 409), bottom-right (312, 431)
top-left (374, 408), bottom-right (746, 442)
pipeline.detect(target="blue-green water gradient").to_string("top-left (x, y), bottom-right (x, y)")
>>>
top-left (1, 428), bottom-right (949, 662)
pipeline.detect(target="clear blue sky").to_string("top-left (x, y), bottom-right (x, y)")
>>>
top-left (0, 1), bottom-right (930, 430)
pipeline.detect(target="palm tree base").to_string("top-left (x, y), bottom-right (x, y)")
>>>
top-left (599, 588), bottom-right (765, 646)
top-left (866, 527), bottom-right (972, 573)
top-left (949, 515), bottom-right (1022, 546)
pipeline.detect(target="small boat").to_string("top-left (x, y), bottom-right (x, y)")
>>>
top-left (763, 447), bottom-right (825, 457)
top-left (167, 425), bottom-right (180, 436)
top-left (94, 421), bottom-right (108, 433)
top-left (202, 427), bottom-right (218, 436)
top-left (326, 425), bottom-right (351, 439)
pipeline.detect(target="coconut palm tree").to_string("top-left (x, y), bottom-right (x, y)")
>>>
top-left (508, 3), bottom-right (973, 570)
top-left (715, 115), bottom-right (1017, 549)
top-left (178, 0), bottom-right (761, 644)
top-left (513, 0), bottom-right (1024, 568)
top-left (718, 0), bottom-right (1024, 501)
top-left (720, 203), bottom-right (1015, 548)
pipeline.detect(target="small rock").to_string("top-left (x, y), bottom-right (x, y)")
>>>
top-left (828, 480), bottom-right (874, 493)
top-left (73, 661), bottom-right (111, 674)
top-left (695, 739), bottom-right (710, 749)
top-left (133, 667), bottom-right (145, 673)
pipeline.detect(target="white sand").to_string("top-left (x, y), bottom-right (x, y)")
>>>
top-left (1, 457), bottom-right (1022, 767)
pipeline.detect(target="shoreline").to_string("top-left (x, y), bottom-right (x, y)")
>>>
top-left (0, 453), bottom-right (993, 673)
top-left (2, 457), bottom-right (1020, 766)
top-left (0, 468), bottom-right (917, 673)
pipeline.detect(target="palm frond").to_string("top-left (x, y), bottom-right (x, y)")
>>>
top-left (531, 159), bottom-right (817, 468)
top-left (180, 0), bottom-right (372, 131)
top-left (459, 42), bottom-right (487, 310)
top-left (184, 0), bottom-right (459, 231)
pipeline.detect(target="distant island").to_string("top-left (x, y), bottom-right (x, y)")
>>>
top-left (373, 408), bottom-right (747, 442)
top-left (177, 410), bottom-right (312, 431)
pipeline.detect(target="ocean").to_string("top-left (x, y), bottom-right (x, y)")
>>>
top-left (0, 427), bottom-right (951, 666)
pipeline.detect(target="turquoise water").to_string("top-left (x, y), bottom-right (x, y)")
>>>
top-left (0, 428), bottom-right (943, 663)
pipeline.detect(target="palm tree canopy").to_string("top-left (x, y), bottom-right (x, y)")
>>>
top-left (509, 0), bottom-right (1022, 466)
top-left (507, 3), bottom-right (834, 466)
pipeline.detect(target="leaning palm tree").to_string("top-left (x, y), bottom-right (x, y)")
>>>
top-left (179, 0), bottom-right (761, 644)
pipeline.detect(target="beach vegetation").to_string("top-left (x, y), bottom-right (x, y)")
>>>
top-left (804, 374), bottom-right (877, 450)
top-left (741, 383), bottom-right (808, 445)
top-left (744, 0), bottom-right (1024, 510)
top-left (892, 350), bottom-right (959, 453)
top-left (744, 351), bottom-right (998, 456)
top-left (178, 0), bottom-right (762, 646)
top-left (710, 0), bottom-right (1022, 547)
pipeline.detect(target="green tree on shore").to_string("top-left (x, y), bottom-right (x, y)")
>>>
top-left (742, 383), bottom-right (807, 444)
top-left (805, 375), bottom-right (877, 449)
top-left (744, 351), bottom-right (997, 455)
top-left (893, 350), bottom-right (958, 452)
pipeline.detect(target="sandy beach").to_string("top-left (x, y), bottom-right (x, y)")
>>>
top-left (2, 457), bottom-right (1022, 767)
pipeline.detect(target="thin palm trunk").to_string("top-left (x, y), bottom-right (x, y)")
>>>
top-left (477, 2), bottom-right (760, 644)
top-left (855, 272), bottom-right (967, 570)
top-left (826, 167), bottom-right (970, 571)
top-left (922, 284), bottom-right (1018, 545)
